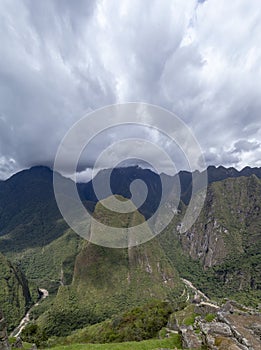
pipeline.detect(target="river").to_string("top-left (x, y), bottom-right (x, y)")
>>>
top-left (10, 288), bottom-right (48, 338)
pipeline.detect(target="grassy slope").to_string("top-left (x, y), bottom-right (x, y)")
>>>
top-left (44, 335), bottom-right (182, 350)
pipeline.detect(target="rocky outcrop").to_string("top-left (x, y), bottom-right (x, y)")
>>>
top-left (200, 321), bottom-right (233, 337)
top-left (251, 322), bottom-right (261, 338)
top-left (0, 311), bottom-right (10, 350)
top-left (167, 300), bottom-right (261, 350)
top-left (199, 321), bottom-right (246, 349)
top-left (217, 311), bottom-right (261, 350)
top-left (179, 325), bottom-right (202, 349)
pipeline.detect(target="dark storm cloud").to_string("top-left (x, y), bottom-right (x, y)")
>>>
top-left (0, 0), bottom-right (261, 179)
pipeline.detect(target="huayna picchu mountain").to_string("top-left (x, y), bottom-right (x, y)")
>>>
top-left (34, 195), bottom-right (183, 337)
top-left (0, 164), bottom-right (260, 343)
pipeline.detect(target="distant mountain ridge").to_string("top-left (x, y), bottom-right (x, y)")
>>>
top-left (78, 164), bottom-right (261, 212)
top-left (207, 165), bottom-right (261, 182)
top-left (0, 164), bottom-right (260, 251)
top-left (0, 163), bottom-right (260, 255)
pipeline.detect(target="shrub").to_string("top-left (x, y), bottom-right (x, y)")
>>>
top-left (205, 313), bottom-right (216, 322)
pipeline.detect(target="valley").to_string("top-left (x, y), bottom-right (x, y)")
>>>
top-left (0, 165), bottom-right (260, 349)
top-left (10, 288), bottom-right (49, 338)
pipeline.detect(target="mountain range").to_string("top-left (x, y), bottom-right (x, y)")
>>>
top-left (0, 164), bottom-right (260, 345)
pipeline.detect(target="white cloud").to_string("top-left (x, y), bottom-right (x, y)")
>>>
top-left (0, 0), bottom-right (261, 178)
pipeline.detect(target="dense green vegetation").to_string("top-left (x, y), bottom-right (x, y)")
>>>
top-left (160, 175), bottom-right (261, 306)
top-left (0, 166), bottom-right (260, 347)
top-left (11, 229), bottom-right (83, 293)
top-left (0, 167), bottom-right (68, 253)
top-left (0, 253), bottom-right (34, 330)
top-left (37, 300), bottom-right (174, 346)
top-left (24, 193), bottom-right (183, 340)
top-left (34, 235), bottom-right (183, 338)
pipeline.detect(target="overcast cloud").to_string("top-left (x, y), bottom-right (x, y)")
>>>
top-left (0, 0), bottom-right (261, 180)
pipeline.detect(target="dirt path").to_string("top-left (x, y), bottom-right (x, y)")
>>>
top-left (181, 278), bottom-right (210, 301)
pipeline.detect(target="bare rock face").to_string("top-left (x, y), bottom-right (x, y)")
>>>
top-left (250, 322), bottom-right (261, 338)
top-left (179, 325), bottom-right (202, 349)
top-left (0, 311), bottom-right (10, 350)
top-left (170, 300), bottom-right (260, 350)
top-left (200, 321), bottom-right (233, 337)
top-left (179, 175), bottom-right (261, 274)
top-left (180, 216), bottom-right (228, 268)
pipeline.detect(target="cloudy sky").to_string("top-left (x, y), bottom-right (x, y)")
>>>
top-left (0, 0), bottom-right (261, 180)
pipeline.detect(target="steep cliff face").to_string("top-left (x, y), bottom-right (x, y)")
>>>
top-left (0, 253), bottom-right (32, 331)
top-left (180, 175), bottom-right (261, 269)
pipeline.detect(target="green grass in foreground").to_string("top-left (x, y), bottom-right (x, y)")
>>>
top-left (9, 338), bottom-right (32, 350)
top-left (45, 335), bottom-right (181, 350)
